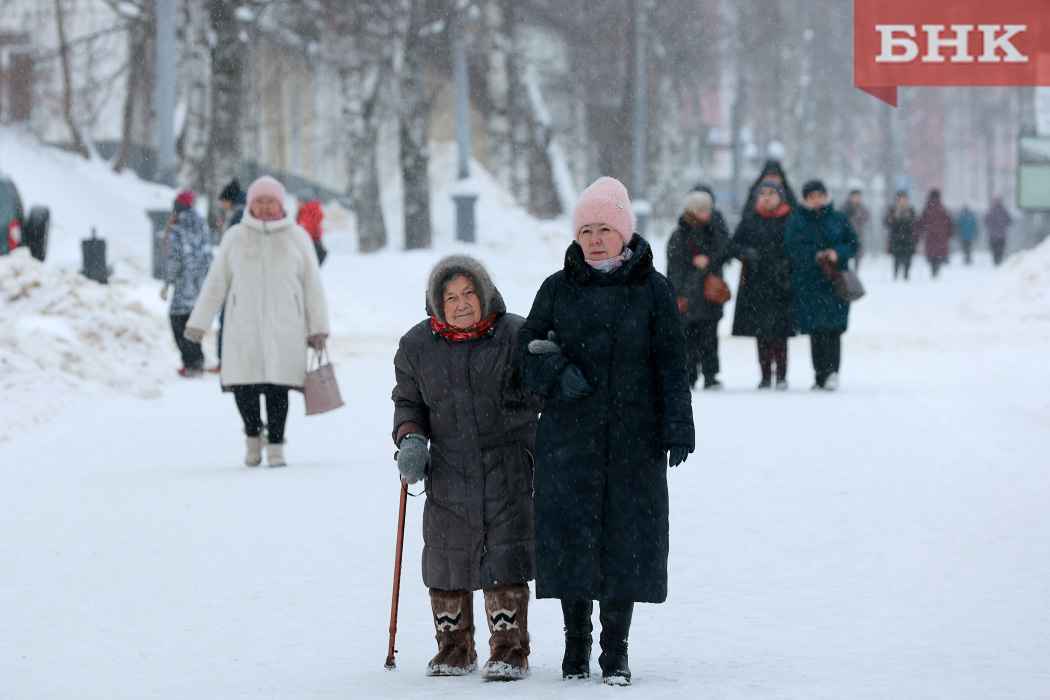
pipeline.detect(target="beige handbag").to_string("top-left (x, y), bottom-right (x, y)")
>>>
top-left (304, 348), bottom-right (344, 415)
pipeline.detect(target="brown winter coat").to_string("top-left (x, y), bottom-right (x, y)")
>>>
top-left (392, 256), bottom-right (540, 592)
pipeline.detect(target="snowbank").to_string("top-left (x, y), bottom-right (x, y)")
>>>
top-left (972, 237), bottom-right (1050, 319)
top-left (0, 250), bottom-right (168, 442)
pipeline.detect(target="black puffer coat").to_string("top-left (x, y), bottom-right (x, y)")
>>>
top-left (517, 235), bottom-right (695, 603)
top-left (666, 215), bottom-right (730, 323)
top-left (392, 257), bottom-right (539, 592)
top-left (729, 206), bottom-right (797, 338)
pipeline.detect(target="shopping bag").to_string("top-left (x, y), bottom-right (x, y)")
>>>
top-left (304, 348), bottom-right (344, 415)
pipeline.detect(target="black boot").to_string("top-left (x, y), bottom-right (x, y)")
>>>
top-left (598, 601), bottom-right (633, 685)
top-left (560, 599), bottom-right (593, 679)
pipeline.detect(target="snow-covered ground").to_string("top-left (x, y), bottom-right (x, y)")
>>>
top-left (2, 129), bottom-right (1048, 699)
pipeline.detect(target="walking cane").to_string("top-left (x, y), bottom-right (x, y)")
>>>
top-left (384, 477), bottom-right (409, 669)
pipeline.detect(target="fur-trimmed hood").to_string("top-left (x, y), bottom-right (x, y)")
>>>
top-left (425, 254), bottom-right (506, 322)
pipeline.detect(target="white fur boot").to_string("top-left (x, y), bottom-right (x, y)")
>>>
top-left (245, 436), bottom-right (264, 467)
top-left (267, 442), bottom-right (286, 467)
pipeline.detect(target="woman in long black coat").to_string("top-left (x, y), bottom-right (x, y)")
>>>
top-left (392, 255), bottom-right (540, 681)
top-left (729, 180), bottom-right (797, 388)
top-left (517, 177), bottom-right (695, 686)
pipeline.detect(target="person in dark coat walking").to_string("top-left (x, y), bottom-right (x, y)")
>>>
top-left (740, 159), bottom-right (799, 219)
top-left (841, 190), bottom-right (870, 270)
top-left (916, 189), bottom-right (954, 278)
top-left (392, 255), bottom-right (540, 681)
top-left (984, 196), bottom-right (1014, 265)
top-left (729, 180), bottom-right (797, 389)
top-left (955, 206), bottom-right (979, 265)
top-left (160, 190), bottom-right (212, 377)
top-left (517, 176), bottom-right (695, 686)
top-left (666, 189), bottom-right (730, 389)
top-left (884, 191), bottom-right (917, 280)
top-left (785, 180), bottom-right (859, 391)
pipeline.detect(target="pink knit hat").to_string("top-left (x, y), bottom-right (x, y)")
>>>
top-left (246, 175), bottom-right (286, 206)
top-left (572, 176), bottom-right (635, 245)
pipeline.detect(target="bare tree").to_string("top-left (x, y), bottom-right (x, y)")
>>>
top-left (53, 0), bottom-right (90, 158)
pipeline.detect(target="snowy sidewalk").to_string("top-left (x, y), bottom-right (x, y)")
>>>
top-left (2, 252), bottom-right (1049, 699)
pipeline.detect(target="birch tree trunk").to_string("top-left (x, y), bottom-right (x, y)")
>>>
top-left (113, 1), bottom-right (154, 173)
top-left (176, 0), bottom-right (211, 191)
top-left (485, 0), bottom-right (514, 194)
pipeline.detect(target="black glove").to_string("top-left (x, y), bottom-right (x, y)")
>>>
top-left (396, 433), bottom-right (430, 484)
top-left (559, 364), bottom-right (593, 400)
top-left (666, 445), bottom-right (690, 467)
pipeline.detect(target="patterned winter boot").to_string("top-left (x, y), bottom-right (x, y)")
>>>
top-left (426, 589), bottom-right (477, 676)
top-left (561, 599), bottom-right (593, 679)
top-left (481, 583), bottom-right (530, 681)
top-left (598, 601), bottom-right (634, 686)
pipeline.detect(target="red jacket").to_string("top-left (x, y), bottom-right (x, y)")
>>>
top-left (297, 200), bottom-right (324, 243)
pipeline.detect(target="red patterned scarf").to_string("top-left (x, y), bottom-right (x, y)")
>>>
top-left (430, 313), bottom-right (498, 341)
top-left (756, 202), bottom-right (791, 218)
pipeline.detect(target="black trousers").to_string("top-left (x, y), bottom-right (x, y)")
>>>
top-left (683, 319), bottom-right (720, 386)
top-left (232, 384), bottom-right (290, 444)
top-left (961, 240), bottom-right (973, 264)
top-left (810, 329), bottom-right (842, 386)
top-left (991, 239), bottom-right (1006, 265)
top-left (893, 256), bottom-right (911, 280)
top-left (757, 337), bottom-right (788, 380)
top-left (170, 314), bottom-right (204, 370)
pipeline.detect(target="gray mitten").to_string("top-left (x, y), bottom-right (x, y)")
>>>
top-left (397, 433), bottom-right (430, 484)
top-left (183, 326), bottom-right (205, 344)
top-left (528, 330), bottom-right (561, 355)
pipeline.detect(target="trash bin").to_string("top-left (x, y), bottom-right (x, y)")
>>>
top-left (81, 228), bottom-right (108, 284)
top-left (148, 209), bottom-right (172, 280)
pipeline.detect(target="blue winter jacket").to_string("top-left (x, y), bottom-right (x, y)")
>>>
top-left (784, 204), bottom-right (859, 334)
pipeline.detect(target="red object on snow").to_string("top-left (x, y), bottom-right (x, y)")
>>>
top-left (297, 200), bottom-right (324, 243)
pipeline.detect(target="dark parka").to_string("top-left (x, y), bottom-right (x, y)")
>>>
top-left (392, 256), bottom-right (539, 592)
top-left (517, 235), bottom-right (695, 603)
top-left (784, 205), bottom-right (859, 334)
top-left (729, 206), bottom-right (797, 338)
top-left (885, 204), bottom-right (917, 259)
top-left (666, 215), bottom-right (730, 323)
top-left (916, 193), bottom-right (954, 262)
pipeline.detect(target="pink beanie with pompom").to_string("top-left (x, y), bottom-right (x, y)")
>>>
top-left (572, 176), bottom-right (635, 245)
top-left (246, 175), bottom-right (286, 206)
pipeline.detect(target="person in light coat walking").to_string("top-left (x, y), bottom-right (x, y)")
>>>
top-left (185, 176), bottom-right (330, 467)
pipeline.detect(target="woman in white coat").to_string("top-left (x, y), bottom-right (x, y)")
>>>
top-left (185, 176), bottom-right (330, 467)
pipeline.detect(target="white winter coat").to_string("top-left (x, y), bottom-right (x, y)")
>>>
top-left (187, 211), bottom-right (330, 389)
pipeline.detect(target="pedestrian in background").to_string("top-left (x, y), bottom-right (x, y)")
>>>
top-left (785, 180), bottom-right (859, 391)
top-left (160, 190), bottom-right (212, 378)
top-left (518, 176), bottom-right (694, 686)
top-left (884, 191), bottom-right (916, 280)
top-left (984, 196), bottom-right (1014, 266)
top-left (667, 189), bottom-right (730, 390)
top-left (184, 176), bottom-right (329, 468)
top-left (730, 180), bottom-right (797, 389)
top-left (391, 255), bottom-right (540, 681)
top-left (210, 179), bottom-right (246, 373)
top-left (296, 190), bottom-right (327, 265)
top-left (955, 206), bottom-right (979, 265)
top-left (916, 189), bottom-right (954, 278)
top-left (740, 159), bottom-right (799, 217)
top-left (841, 189), bottom-right (870, 270)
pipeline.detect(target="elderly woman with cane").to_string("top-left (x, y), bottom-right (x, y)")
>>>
top-left (517, 176), bottom-right (695, 686)
top-left (391, 255), bottom-right (541, 681)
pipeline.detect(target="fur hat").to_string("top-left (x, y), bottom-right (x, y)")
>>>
top-left (246, 175), bottom-right (286, 206)
top-left (683, 190), bottom-right (713, 214)
top-left (426, 255), bottom-right (497, 323)
top-left (174, 190), bottom-right (195, 211)
top-left (572, 176), bottom-right (634, 245)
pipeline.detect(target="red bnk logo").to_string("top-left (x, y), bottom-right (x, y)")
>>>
top-left (855, 0), bottom-right (1050, 106)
